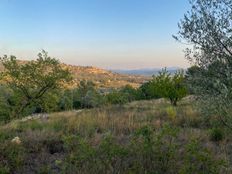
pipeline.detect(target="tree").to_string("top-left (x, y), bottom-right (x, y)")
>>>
top-left (175, 0), bottom-right (232, 128)
top-left (73, 80), bottom-right (103, 108)
top-left (119, 85), bottom-right (139, 102)
top-left (138, 81), bottom-right (157, 100)
top-left (167, 71), bottom-right (188, 106)
top-left (144, 69), bottom-right (187, 106)
top-left (158, 69), bottom-right (187, 106)
top-left (0, 50), bottom-right (72, 118)
top-left (185, 66), bottom-right (203, 94)
top-left (105, 90), bottom-right (128, 105)
top-left (58, 89), bottom-right (73, 111)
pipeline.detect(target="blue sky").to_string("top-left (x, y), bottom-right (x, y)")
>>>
top-left (0, 0), bottom-right (190, 69)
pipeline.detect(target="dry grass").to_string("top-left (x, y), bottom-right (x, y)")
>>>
top-left (0, 98), bottom-right (232, 173)
top-left (0, 97), bottom-right (206, 139)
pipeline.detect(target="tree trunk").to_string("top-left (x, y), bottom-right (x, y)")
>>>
top-left (170, 98), bottom-right (177, 106)
top-left (11, 99), bottom-right (31, 119)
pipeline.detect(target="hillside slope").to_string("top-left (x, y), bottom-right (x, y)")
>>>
top-left (0, 98), bottom-right (229, 173)
top-left (62, 64), bottom-right (149, 88)
top-left (0, 60), bottom-right (149, 89)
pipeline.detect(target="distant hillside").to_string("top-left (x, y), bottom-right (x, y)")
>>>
top-left (63, 64), bottom-right (149, 88)
top-left (0, 60), bottom-right (149, 89)
top-left (111, 67), bottom-right (183, 76)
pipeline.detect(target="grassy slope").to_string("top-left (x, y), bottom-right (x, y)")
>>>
top-left (0, 98), bottom-right (231, 173)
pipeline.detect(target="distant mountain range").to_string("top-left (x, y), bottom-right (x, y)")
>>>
top-left (111, 67), bottom-right (184, 76)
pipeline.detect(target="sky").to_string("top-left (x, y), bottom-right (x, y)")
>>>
top-left (0, 0), bottom-right (190, 69)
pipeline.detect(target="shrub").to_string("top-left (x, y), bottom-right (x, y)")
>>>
top-left (0, 85), bottom-right (13, 123)
top-left (0, 142), bottom-right (25, 173)
top-left (105, 91), bottom-right (128, 105)
top-left (119, 85), bottom-right (139, 102)
top-left (72, 80), bottom-right (104, 109)
top-left (0, 165), bottom-right (10, 174)
top-left (130, 125), bottom-right (180, 173)
top-left (62, 135), bottom-right (97, 173)
top-left (209, 128), bottom-right (224, 142)
top-left (166, 106), bottom-right (177, 121)
top-left (95, 134), bottom-right (128, 172)
top-left (180, 139), bottom-right (225, 174)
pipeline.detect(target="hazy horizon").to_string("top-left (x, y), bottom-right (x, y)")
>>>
top-left (0, 0), bottom-right (190, 69)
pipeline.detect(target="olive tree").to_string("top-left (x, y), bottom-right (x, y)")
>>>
top-left (175, 0), bottom-right (232, 128)
top-left (0, 50), bottom-right (72, 118)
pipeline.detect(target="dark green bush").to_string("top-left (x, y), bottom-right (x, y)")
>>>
top-left (209, 128), bottom-right (224, 142)
top-left (119, 85), bottom-right (139, 101)
top-left (105, 91), bottom-right (128, 105)
top-left (72, 80), bottom-right (104, 109)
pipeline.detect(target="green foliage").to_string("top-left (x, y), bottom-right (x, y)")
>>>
top-left (209, 128), bottom-right (224, 142)
top-left (131, 125), bottom-right (179, 173)
top-left (17, 120), bottom-right (44, 131)
top-left (0, 165), bottom-right (10, 174)
top-left (34, 91), bottom-right (60, 113)
top-left (175, 0), bottom-right (232, 129)
top-left (166, 106), bottom-right (177, 121)
top-left (0, 85), bottom-right (14, 123)
top-left (0, 99), bottom-right (11, 123)
top-left (0, 50), bottom-right (72, 118)
top-left (0, 142), bottom-right (25, 173)
top-left (38, 165), bottom-right (52, 174)
top-left (105, 85), bottom-right (139, 105)
top-left (185, 66), bottom-right (202, 94)
top-left (138, 81), bottom-right (155, 99)
top-left (105, 90), bottom-right (128, 105)
top-left (131, 125), bottom-right (224, 174)
top-left (180, 139), bottom-right (225, 174)
top-left (63, 126), bottom-right (181, 174)
top-left (119, 84), bottom-right (139, 101)
top-left (62, 135), bottom-right (97, 173)
top-left (58, 90), bottom-right (73, 111)
top-left (72, 80), bottom-right (103, 108)
top-left (168, 70), bottom-right (188, 105)
top-left (140, 69), bottom-right (187, 105)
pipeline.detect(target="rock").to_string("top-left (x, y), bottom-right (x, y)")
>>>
top-left (75, 110), bottom-right (82, 113)
top-left (21, 113), bottom-right (49, 122)
top-left (11, 136), bottom-right (21, 144)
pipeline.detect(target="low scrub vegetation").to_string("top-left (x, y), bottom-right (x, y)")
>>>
top-left (0, 99), bottom-right (230, 173)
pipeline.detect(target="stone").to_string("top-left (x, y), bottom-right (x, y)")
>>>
top-left (11, 136), bottom-right (21, 144)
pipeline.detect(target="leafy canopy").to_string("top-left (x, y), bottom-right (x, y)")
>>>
top-left (175, 0), bottom-right (232, 128)
top-left (0, 50), bottom-right (72, 118)
top-left (145, 69), bottom-right (187, 106)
